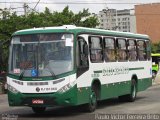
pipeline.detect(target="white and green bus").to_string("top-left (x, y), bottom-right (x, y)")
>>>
top-left (7, 25), bottom-right (152, 113)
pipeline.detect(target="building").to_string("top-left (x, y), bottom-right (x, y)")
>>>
top-left (97, 8), bottom-right (136, 33)
top-left (97, 9), bottom-right (116, 30)
top-left (135, 3), bottom-right (160, 43)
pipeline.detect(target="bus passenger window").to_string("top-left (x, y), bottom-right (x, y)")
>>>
top-left (146, 41), bottom-right (151, 60)
top-left (117, 39), bottom-right (127, 61)
top-left (137, 41), bottom-right (147, 61)
top-left (128, 40), bottom-right (137, 61)
top-left (89, 36), bottom-right (103, 63)
top-left (104, 38), bottom-right (116, 62)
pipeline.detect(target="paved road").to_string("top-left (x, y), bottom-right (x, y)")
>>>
top-left (0, 84), bottom-right (160, 120)
top-left (154, 70), bottom-right (160, 85)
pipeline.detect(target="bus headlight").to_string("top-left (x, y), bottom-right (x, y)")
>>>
top-left (58, 83), bottom-right (71, 93)
top-left (58, 81), bottom-right (76, 93)
top-left (7, 84), bottom-right (19, 94)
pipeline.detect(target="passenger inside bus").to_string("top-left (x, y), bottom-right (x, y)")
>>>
top-left (118, 50), bottom-right (127, 61)
top-left (128, 46), bottom-right (137, 61)
top-left (90, 50), bottom-right (103, 62)
top-left (105, 50), bottom-right (116, 61)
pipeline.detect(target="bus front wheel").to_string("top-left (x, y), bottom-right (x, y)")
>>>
top-left (32, 107), bottom-right (46, 114)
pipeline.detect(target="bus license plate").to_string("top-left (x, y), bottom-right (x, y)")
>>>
top-left (32, 99), bottom-right (44, 104)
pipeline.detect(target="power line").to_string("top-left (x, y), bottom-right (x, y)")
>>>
top-left (33, 0), bottom-right (40, 10)
top-left (0, 2), bottom-right (157, 4)
top-left (28, 6), bottom-right (39, 13)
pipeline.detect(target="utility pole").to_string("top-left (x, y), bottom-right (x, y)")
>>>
top-left (115, 9), bottom-right (119, 31)
top-left (105, 1), bottom-right (116, 30)
top-left (23, 3), bottom-right (28, 17)
top-left (105, 4), bottom-right (114, 30)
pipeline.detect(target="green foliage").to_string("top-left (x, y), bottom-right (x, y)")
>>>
top-left (151, 42), bottom-right (160, 53)
top-left (0, 6), bottom-right (99, 71)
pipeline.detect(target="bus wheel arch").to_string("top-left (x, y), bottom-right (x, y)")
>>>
top-left (131, 74), bottom-right (138, 90)
top-left (84, 79), bottom-right (101, 112)
top-left (91, 79), bottom-right (101, 100)
top-left (127, 75), bottom-right (138, 102)
top-left (119, 75), bottom-right (138, 102)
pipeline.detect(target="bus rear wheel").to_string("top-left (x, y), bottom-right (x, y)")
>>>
top-left (85, 87), bottom-right (97, 112)
top-left (32, 107), bottom-right (46, 114)
top-left (126, 79), bottom-right (137, 102)
top-left (119, 79), bottom-right (137, 102)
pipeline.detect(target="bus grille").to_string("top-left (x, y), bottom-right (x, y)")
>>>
top-left (27, 82), bottom-right (48, 86)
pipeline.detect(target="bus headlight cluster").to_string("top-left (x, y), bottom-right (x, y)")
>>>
top-left (58, 81), bottom-right (76, 93)
top-left (7, 84), bottom-right (19, 94)
top-left (58, 83), bottom-right (71, 93)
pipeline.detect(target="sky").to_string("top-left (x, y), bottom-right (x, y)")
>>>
top-left (0, 0), bottom-right (160, 14)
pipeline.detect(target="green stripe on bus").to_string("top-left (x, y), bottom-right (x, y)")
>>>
top-left (94, 70), bottom-right (103, 73)
top-left (129, 67), bottom-right (144, 71)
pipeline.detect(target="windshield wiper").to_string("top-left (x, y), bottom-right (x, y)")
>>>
top-left (46, 63), bottom-right (57, 79)
top-left (19, 63), bottom-right (57, 80)
top-left (39, 45), bottom-right (57, 79)
top-left (19, 70), bottom-right (25, 80)
top-left (19, 63), bottom-right (31, 80)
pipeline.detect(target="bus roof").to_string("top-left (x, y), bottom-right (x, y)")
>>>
top-left (151, 53), bottom-right (160, 56)
top-left (13, 25), bottom-right (150, 40)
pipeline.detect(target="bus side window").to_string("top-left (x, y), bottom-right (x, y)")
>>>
top-left (117, 38), bottom-right (127, 61)
top-left (128, 39), bottom-right (137, 61)
top-left (146, 41), bottom-right (151, 60)
top-left (137, 41), bottom-right (147, 61)
top-left (77, 37), bottom-right (89, 67)
top-left (77, 37), bottom-right (89, 77)
top-left (89, 36), bottom-right (103, 63)
top-left (104, 37), bottom-right (116, 62)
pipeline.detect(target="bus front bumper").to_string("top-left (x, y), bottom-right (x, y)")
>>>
top-left (8, 85), bottom-right (77, 107)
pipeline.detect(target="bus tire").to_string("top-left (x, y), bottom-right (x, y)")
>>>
top-left (32, 107), bottom-right (46, 114)
top-left (119, 79), bottom-right (137, 102)
top-left (85, 86), bottom-right (97, 112)
top-left (127, 79), bottom-right (137, 102)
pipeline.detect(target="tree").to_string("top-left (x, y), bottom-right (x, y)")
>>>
top-left (152, 42), bottom-right (160, 53)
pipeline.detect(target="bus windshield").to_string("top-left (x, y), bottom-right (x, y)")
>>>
top-left (9, 33), bottom-right (74, 77)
